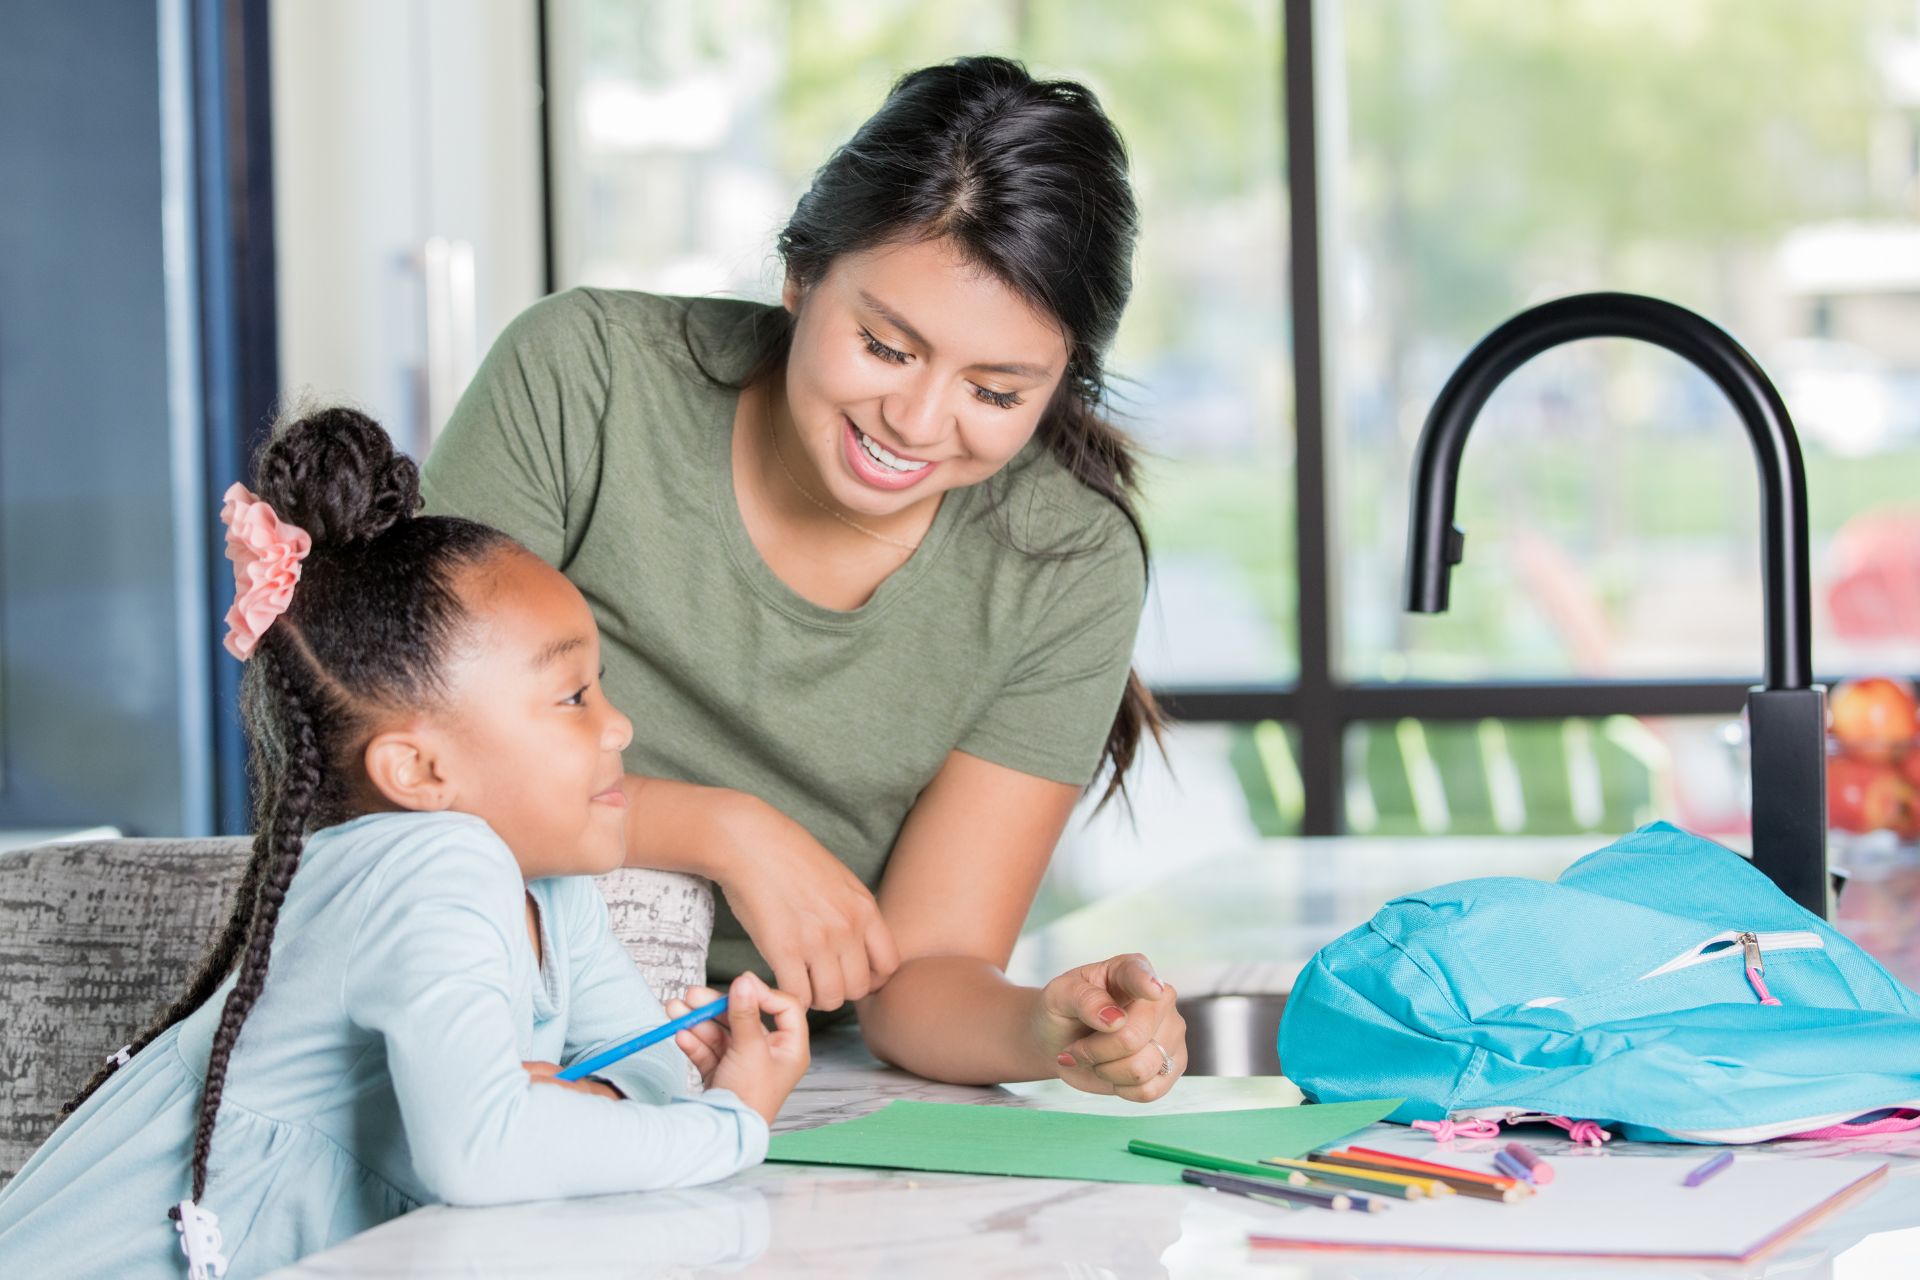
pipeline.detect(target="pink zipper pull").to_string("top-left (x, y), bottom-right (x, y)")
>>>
top-left (1741, 932), bottom-right (1782, 1005)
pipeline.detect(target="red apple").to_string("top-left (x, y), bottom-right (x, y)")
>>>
top-left (1899, 793), bottom-right (1920, 842)
top-left (1830, 677), bottom-right (1920, 764)
top-left (1901, 747), bottom-right (1920, 794)
top-left (1830, 756), bottom-right (1877, 832)
top-left (1828, 756), bottom-right (1920, 834)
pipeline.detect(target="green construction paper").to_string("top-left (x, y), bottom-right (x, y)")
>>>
top-left (765, 1098), bottom-right (1402, 1185)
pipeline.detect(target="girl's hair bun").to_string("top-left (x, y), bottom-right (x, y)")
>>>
top-left (255, 405), bottom-right (421, 545)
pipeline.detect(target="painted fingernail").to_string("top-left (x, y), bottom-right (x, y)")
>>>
top-left (1057, 1052), bottom-right (1077, 1068)
top-left (1099, 1005), bottom-right (1125, 1026)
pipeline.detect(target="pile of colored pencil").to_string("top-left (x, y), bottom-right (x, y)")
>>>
top-left (1128, 1138), bottom-right (1554, 1214)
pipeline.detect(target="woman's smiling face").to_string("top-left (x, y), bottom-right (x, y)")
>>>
top-left (779, 236), bottom-right (1072, 518)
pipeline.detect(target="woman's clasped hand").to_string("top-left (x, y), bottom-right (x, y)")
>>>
top-left (1037, 955), bottom-right (1185, 1102)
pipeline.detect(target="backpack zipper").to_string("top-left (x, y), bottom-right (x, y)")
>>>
top-left (1521, 929), bottom-right (1822, 1009)
top-left (1738, 931), bottom-right (1784, 1005)
top-left (1636, 928), bottom-right (1823, 980)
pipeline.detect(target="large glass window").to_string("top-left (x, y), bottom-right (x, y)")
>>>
top-left (547, 0), bottom-right (1296, 687)
top-left (1329, 0), bottom-right (1920, 684)
top-left (1342, 715), bottom-right (1748, 844)
top-left (534, 1), bottom-right (1920, 897)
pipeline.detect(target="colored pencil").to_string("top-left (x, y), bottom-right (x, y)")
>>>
top-left (1502, 1142), bottom-right (1553, 1184)
top-left (1492, 1150), bottom-right (1533, 1184)
top-left (1337, 1146), bottom-right (1529, 1190)
top-left (1182, 1168), bottom-right (1359, 1211)
top-left (556, 996), bottom-right (730, 1081)
top-left (1310, 1152), bottom-right (1527, 1202)
top-left (1683, 1151), bottom-right (1734, 1187)
top-left (1188, 1168), bottom-right (1390, 1214)
top-left (1258, 1157), bottom-right (1438, 1199)
top-left (1127, 1140), bottom-right (1309, 1185)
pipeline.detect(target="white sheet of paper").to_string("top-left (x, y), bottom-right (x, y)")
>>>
top-left (1236, 1135), bottom-right (1887, 1261)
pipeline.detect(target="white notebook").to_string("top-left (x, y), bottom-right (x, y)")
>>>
top-left (1234, 1136), bottom-right (1887, 1262)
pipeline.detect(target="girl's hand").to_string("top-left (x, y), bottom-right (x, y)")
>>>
top-left (522, 1060), bottom-right (623, 1101)
top-left (709, 793), bottom-right (900, 1012)
top-left (703, 972), bottom-right (811, 1125)
top-left (664, 986), bottom-right (730, 1086)
top-left (1033, 953), bottom-right (1186, 1102)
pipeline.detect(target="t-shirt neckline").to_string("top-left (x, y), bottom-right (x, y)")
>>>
top-left (704, 383), bottom-right (973, 631)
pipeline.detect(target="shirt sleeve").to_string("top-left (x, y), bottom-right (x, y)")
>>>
top-left (956, 513), bottom-right (1148, 787)
top-left (547, 876), bottom-right (700, 1105)
top-left (342, 827), bottom-right (767, 1207)
top-left (419, 288), bottom-right (613, 570)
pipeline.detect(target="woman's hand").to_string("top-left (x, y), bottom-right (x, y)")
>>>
top-left (1032, 953), bottom-right (1186, 1102)
top-left (523, 1060), bottom-right (623, 1100)
top-left (708, 792), bottom-right (900, 1012)
top-left (688, 973), bottom-right (811, 1126)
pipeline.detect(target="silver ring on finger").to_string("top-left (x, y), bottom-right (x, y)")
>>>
top-left (1153, 1039), bottom-right (1175, 1077)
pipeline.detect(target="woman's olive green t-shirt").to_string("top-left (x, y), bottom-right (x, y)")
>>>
top-left (420, 289), bottom-right (1145, 986)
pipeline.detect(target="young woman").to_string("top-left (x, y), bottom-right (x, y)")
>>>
top-left (423, 55), bottom-right (1186, 1098)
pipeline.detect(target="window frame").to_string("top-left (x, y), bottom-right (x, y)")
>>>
top-left (1196, 0), bottom-right (1762, 835)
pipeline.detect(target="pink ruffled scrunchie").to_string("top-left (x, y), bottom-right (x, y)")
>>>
top-left (219, 482), bottom-right (311, 660)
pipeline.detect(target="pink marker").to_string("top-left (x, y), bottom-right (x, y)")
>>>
top-left (1502, 1142), bottom-right (1553, 1185)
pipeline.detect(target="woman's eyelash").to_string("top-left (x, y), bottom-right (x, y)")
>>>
top-left (860, 327), bottom-right (1023, 410)
top-left (859, 328), bottom-right (909, 364)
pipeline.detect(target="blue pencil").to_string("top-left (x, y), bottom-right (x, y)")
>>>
top-left (556, 996), bottom-right (730, 1081)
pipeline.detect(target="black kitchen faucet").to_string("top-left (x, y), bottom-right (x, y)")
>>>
top-left (1403, 292), bottom-right (1830, 917)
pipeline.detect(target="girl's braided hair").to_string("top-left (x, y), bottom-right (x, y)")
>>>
top-left (61, 406), bottom-right (512, 1213)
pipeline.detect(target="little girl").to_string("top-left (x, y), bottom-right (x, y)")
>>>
top-left (0, 407), bottom-right (809, 1278)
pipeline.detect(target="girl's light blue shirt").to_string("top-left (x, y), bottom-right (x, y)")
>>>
top-left (0, 810), bottom-right (767, 1277)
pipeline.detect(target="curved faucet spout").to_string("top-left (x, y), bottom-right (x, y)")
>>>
top-left (1403, 291), bottom-right (1828, 916)
top-left (1405, 291), bottom-right (1813, 692)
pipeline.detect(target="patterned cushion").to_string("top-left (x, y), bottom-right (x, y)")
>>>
top-left (0, 838), bottom-right (712, 1185)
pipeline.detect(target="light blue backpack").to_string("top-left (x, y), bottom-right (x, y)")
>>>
top-left (1278, 822), bottom-right (1920, 1143)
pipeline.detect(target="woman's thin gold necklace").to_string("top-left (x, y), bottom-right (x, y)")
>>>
top-left (765, 395), bottom-right (923, 554)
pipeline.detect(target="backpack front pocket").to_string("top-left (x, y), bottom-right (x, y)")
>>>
top-left (1513, 929), bottom-right (1828, 1027)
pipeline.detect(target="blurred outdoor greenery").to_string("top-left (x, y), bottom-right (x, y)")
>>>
top-left (574, 0), bottom-right (1920, 838)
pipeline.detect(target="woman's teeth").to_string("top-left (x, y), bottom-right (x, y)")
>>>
top-left (856, 427), bottom-right (929, 473)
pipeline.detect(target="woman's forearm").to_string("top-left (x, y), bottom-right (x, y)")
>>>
top-left (856, 955), bottom-right (1057, 1085)
top-left (619, 775), bottom-right (741, 880)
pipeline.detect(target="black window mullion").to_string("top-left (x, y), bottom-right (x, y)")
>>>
top-left (1282, 0), bottom-right (1339, 835)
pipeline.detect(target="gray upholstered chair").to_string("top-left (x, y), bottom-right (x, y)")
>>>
top-left (0, 836), bottom-right (713, 1185)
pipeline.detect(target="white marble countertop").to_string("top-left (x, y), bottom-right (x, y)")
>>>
top-left (1009, 833), bottom-right (1604, 996)
top-left (272, 1030), bottom-right (1920, 1279)
top-left (274, 835), bottom-right (1920, 1278)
